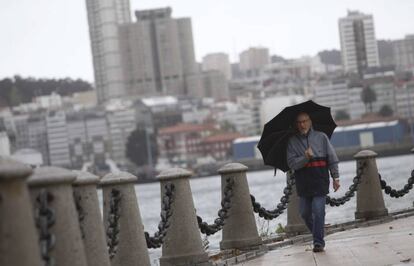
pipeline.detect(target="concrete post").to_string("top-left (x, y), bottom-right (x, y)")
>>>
top-left (157, 168), bottom-right (211, 266)
top-left (0, 157), bottom-right (42, 266)
top-left (218, 163), bottom-right (262, 250)
top-left (28, 167), bottom-right (88, 266)
top-left (354, 150), bottom-right (389, 220)
top-left (73, 171), bottom-right (110, 266)
top-left (285, 173), bottom-right (308, 236)
top-left (101, 172), bottom-right (150, 266)
top-left (411, 148), bottom-right (414, 208)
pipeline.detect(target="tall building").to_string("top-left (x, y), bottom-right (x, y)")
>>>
top-left (186, 71), bottom-right (229, 100)
top-left (0, 131), bottom-right (10, 156)
top-left (46, 111), bottom-right (71, 167)
top-left (106, 105), bottom-right (136, 165)
top-left (202, 53), bottom-right (232, 80)
top-left (393, 35), bottom-right (414, 71)
top-left (85, 0), bottom-right (131, 103)
top-left (67, 110), bottom-right (111, 169)
top-left (27, 113), bottom-right (49, 165)
top-left (118, 7), bottom-right (198, 97)
top-left (338, 11), bottom-right (380, 75)
top-left (239, 47), bottom-right (270, 75)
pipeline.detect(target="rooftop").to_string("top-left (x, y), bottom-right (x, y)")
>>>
top-left (202, 132), bottom-right (244, 143)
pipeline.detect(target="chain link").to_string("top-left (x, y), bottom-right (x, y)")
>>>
top-left (326, 161), bottom-right (366, 206)
top-left (197, 178), bottom-right (235, 235)
top-left (35, 189), bottom-right (55, 266)
top-left (145, 183), bottom-right (175, 248)
top-left (106, 189), bottom-right (121, 259)
top-left (251, 172), bottom-right (295, 220)
top-left (73, 190), bottom-right (85, 239)
top-left (379, 170), bottom-right (414, 198)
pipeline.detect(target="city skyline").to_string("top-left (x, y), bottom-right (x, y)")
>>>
top-left (0, 0), bottom-right (413, 83)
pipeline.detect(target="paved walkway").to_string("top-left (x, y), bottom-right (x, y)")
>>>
top-left (240, 215), bottom-right (414, 266)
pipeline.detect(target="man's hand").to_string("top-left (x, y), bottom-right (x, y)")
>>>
top-left (333, 179), bottom-right (340, 192)
top-left (305, 147), bottom-right (314, 159)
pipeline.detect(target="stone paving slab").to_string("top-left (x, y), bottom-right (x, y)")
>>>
top-left (239, 215), bottom-right (414, 266)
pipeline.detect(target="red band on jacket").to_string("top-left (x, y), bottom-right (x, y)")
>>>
top-left (304, 160), bottom-right (327, 168)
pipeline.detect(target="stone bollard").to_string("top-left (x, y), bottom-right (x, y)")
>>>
top-left (73, 171), bottom-right (111, 266)
top-left (354, 150), bottom-right (389, 220)
top-left (158, 168), bottom-right (211, 266)
top-left (28, 167), bottom-right (88, 266)
top-left (218, 163), bottom-right (262, 250)
top-left (0, 157), bottom-right (42, 266)
top-left (412, 148), bottom-right (414, 207)
top-left (285, 173), bottom-right (308, 236)
top-left (101, 172), bottom-right (151, 266)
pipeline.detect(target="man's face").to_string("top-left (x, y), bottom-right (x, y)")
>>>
top-left (296, 113), bottom-right (312, 135)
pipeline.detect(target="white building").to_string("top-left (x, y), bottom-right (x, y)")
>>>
top-left (394, 82), bottom-right (414, 120)
top-left (85, 0), bottom-right (131, 103)
top-left (67, 110), bottom-right (111, 169)
top-left (262, 56), bottom-right (324, 95)
top-left (239, 47), bottom-right (270, 75)
top-left (393, 35), bottom-right (414, 71)
top-left (313, 80), bottom-right (350, 117)
top-left (313, 76), bottom-right (395, 120)
top-left (27, 114), bottom-right (49, 165)
top-left (212, 101), bottom-right (257, 136)
top-left (347, 87), bottom-right (365, 120)
top-left (0, 132), bottom-right (10, 156)
top-left (202, 53), bottom-right (232, 80)
top-left (46, 110), bottom-right (70, 167)
top-left (339, 10), bottom-right (380, 75)
top-left (35, 92), bottom-right (62, 109)
top-left (260, 95), bottom-right (306, 127)
top-left (106, 103), bottom-right (137, 165)
top-left (186, 70), bottom-right (229, 100)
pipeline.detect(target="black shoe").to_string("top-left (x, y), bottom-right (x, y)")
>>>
top-left (313, 244), bottom-right (324, 253)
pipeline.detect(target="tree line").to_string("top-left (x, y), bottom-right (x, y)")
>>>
top-left (0, 75), bottom-right (93, 107)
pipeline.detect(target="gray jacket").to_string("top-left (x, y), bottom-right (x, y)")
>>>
top-left (287, 128), bottom-right (339, 179)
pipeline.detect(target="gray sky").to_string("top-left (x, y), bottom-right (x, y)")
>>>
top-left (1, 0), bottom-right (413, 83)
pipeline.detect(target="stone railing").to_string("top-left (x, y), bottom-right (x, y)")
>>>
top-left (0, 150), bottom-right (413, 266)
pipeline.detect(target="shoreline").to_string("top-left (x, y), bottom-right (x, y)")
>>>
top-left (136, 142), bottom-right (414, 184)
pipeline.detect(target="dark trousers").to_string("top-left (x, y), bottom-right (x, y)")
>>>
top-left (299, 195), bottom-right (326, 247)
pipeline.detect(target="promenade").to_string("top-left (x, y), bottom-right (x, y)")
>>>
top-left (241, 214), bottom-right (414, 266)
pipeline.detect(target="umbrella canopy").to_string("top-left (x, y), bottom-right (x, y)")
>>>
top-left (257, 100), bottom-right (337, 172)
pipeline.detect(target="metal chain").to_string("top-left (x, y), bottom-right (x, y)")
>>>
top-left (145, 183), bottom-right (175, 248)
top-left (106, 189), bottom-right (121, 259)
top-left (251, 172), bottom-right (295, 220)
top-left (326, 161), bottom-right (367, 206)
top-left (197, 178), bottom-right (235, 235)
top-left (73, 190), bottom-right (85, 239)
top-left (379, 170), bottom-right (414, 198)
top-left (35, 189), bottom-right (56, 266)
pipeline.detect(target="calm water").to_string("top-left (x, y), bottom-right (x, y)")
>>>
top-left (102, 154), bottom-right (414, 264)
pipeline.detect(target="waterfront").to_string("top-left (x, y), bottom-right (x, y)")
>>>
top-left (102, 153), bottom-right (414, 264)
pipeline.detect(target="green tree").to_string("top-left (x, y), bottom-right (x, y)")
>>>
top-left (379, 105), bottom-right (394, 117)
top-left (0, 76), bottom-right (93, 107)
top-left (335, 110), bottom-right (350, 121)
top-left (220, 120), bottom-right (236, 132)
top-left (125, 127), bottom-right (158, 167)
top-left (9, 86), bottom-right (21, 107)
top-left (361, 86), bottom-right (377, 113)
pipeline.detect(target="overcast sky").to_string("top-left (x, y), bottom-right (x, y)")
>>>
top-left (1, 0), bottom-right (413, 83)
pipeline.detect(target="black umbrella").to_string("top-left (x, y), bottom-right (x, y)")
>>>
top-left (257, 100), bottom-right (337, 172)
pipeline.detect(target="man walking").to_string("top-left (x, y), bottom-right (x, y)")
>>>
top-left (287, 112), bottom-right (340, 252)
